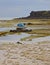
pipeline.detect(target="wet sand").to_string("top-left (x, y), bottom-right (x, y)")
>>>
top-left (0, 41), bottom-right (50, 65)
top-left (0, 20), bottom-right (50, 65)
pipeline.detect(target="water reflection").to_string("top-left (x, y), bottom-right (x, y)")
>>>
top-left (0, 33), bottom-right (31, 42)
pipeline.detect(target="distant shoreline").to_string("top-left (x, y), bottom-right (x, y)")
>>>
top-left (0, 17), bottom-right (13, 20)
top-left (0, 10), bottom-right (50, 20)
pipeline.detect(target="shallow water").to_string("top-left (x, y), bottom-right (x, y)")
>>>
top-left (0, 27), bottom-right (16, 32)
top-left (32, 36), bottom-right (50, 43)
top-left (20, 36), bottom-right (50, 44)
top-left (0, 25), bottom-right (50, 43)
top-left (0, 33), bottom-right (31, 43)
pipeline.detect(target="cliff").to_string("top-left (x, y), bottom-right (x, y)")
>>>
top-left (23, 11), bottom-right (50, 19)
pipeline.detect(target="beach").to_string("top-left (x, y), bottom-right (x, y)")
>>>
top-left (0, 41), bottom-right (50, 65)
top-left (0, 19), bottom-right (50, 65)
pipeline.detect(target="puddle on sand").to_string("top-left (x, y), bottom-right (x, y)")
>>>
top-left (32, 36), bottom-right (50, 43)
top-left (0, 33), bottom-right (31, 43)
top-left (0, 27), bottom-right (16, 32)
top-left (20, 36), bottom-right (50, 44)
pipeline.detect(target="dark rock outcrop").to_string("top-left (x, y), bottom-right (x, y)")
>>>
top-left (24, 11), bottom-right (50, 19)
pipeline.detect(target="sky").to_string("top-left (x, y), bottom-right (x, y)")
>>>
top-left (0, 0), bottom-right (50, 19)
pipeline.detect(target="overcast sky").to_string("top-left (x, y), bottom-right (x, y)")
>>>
top-left (0, 0), bottom-right (50, 19)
